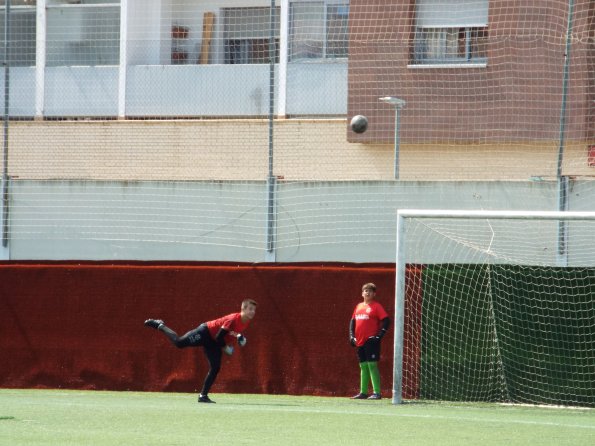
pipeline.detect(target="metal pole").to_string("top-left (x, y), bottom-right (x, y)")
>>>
top-left (265, 0), bottom-right (277, 260)
top-left (379, 97), bottom-right (406, 180)
top-left (557, 175), bottom-right (568, 266)
top-left (556, 0), bottom-right (575, 266)
top-left (394, 107), bottom-right (400, 180)
top-left (556, 0), bottom-right (575, 181)
top-left (268, 0), bottom-right (275, 177)
top-left (2, 0), bottom-right (11, 248)
top-left (397, 209), bottom-right (595, 221)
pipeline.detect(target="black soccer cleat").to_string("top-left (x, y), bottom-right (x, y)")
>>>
top-left (350, 393), bottom-right (368, 399)
top-left (198, 394), bottom-right (215, 403)
top-left (144, 319), bottom-right (164, 329)
top-left (367, 393), bottom-right (382, 400)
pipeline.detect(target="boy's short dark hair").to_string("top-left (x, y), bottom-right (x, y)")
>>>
top-left (242, 299), bottom-right (258, 309)
top-left (362, 283), bottom-right (376, 292)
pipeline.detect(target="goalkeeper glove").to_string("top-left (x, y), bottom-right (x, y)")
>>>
top-left (237, 334), bottom-right (247, 347)
top-left (349, 336), bottom-right (357, 347)
top-left (375, 328), bottom-right (388, 340)
top-left (368, 328), bottom-right (388, 343)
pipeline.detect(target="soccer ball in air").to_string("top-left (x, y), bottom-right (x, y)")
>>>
top-left (350, 115), bottom-right (368, 134)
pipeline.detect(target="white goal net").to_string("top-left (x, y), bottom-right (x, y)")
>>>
top-left (393, 210), bottom-right (595, 407)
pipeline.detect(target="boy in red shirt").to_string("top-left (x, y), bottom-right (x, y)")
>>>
top-left (349, 283), bottom-right (390, 400)
top-left (144, 299), bottom-right (257, 403)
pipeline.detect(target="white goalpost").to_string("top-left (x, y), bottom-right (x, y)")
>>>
top-left (393, 209), bottom-right (595, 407)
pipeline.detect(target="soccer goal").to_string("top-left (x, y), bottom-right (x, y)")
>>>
top-left (392, 209), bottom-right (595, 407)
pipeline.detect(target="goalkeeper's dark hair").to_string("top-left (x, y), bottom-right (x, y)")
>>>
top-left (242, 299), bottom-right (258, 309)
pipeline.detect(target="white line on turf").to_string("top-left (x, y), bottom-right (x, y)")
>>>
top-left (219, 405), bottom-right (595, 430)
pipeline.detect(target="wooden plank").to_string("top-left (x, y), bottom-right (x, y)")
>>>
top-left (199, 12), bottom-right (215, 64)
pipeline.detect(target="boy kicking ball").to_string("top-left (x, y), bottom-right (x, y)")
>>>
top-left (145, 299), bottom-right (257, 403)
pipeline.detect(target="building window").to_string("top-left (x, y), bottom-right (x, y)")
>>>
top-left (413, 0), bottom-right (488, 65)
top-left (414, 27), bottom-right (487, 64)
top-left (223, 7), bottom-right (280, 64)
top-left (289, 1), bottom-right (349, 61)
top-left (46, 0), bottom-right (120, 67)
top-left (0, 0), bottom-right (37, 67)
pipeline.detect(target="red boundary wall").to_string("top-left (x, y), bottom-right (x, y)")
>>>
top-left (0, 262), bottom-right (421, 398)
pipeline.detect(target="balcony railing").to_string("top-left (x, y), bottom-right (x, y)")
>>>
top-left (1, 62), bottom-right (346, 118)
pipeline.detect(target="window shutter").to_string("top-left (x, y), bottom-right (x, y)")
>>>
top-left (416, 0), bottom-right (489, 28)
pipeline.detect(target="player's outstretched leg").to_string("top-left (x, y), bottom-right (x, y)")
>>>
top-left (144, 319), bottom-right (164, 329)
top-left (144, 319), bottom-right (188, 348)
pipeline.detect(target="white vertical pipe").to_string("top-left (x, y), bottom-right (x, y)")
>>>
top-left (118, 0), bottom-right (128, 118)
top-left (35, 0), bottom-right (46, 118)
top-left (392, 211), bottom-right (406, 404)
top-left (278, 0), bottom-right (288, 117)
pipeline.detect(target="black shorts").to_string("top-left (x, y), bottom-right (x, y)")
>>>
top-left (357, 338), bottom-right (381, 363)
top-left (176, 323), bottom-right (216, 348)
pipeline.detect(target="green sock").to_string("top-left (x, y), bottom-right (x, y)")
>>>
top-left (359, 362), bottom-right (370, 394)
top-left (368, 362), bottom-right (381, 394)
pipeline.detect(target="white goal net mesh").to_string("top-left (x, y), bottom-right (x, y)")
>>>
top-left (396, 211), bottom-right (595, 407)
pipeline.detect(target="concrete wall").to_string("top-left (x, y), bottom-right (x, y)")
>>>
top-left (3, 118), bottom-right (594, 262)
top-left (5, 120), bottom-right (595, 181)
top-left (7, 178), bottom-right (595, 263)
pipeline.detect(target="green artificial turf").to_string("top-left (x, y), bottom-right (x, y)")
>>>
top-left (0, 389), bottom-right (594, 446)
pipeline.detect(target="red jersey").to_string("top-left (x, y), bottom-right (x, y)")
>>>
top-left (206, 312), bottom-right (250, 344)
top-left (352, 300), bottom-right (389, 347)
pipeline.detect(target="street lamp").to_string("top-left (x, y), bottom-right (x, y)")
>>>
top-left (379, 97), bottom-right (406, 180)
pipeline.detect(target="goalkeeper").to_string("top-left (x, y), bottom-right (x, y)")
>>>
top-left (144, 299), bottom-right (257, 403)
top-left (349, 283), bottom-right (390, 400)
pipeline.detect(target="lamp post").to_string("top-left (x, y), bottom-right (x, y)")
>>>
top-left (379, 97), bottom-right (406, 180)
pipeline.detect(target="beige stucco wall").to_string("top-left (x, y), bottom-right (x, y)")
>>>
top-left (3, 119), bottom-right (594, 181)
